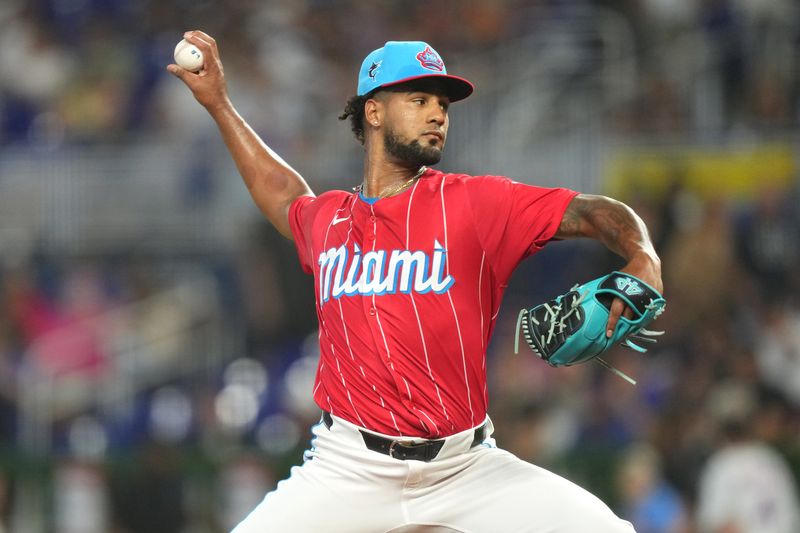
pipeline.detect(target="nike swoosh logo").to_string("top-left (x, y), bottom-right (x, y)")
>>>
top-left (332, 216), bottom-right (350, 226)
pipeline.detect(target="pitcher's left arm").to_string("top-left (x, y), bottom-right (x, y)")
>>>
top-left (555, 193), bottom-right (663, 337)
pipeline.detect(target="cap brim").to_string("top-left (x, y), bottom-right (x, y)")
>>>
top-left (378, 73), bottom-right (474, 102)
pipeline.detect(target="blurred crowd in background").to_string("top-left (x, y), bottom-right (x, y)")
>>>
top-left (2, 0), bottom-right (799, 146)
top-left (1, 0), bottom-right (800, 532)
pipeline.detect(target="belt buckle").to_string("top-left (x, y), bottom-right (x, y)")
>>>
top-left (388, 439), bottom-right (417, 459)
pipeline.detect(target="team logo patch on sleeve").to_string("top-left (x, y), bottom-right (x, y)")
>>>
top-left (416, 46), bottom-right (444, 72)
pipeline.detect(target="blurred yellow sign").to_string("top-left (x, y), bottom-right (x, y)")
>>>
top-left (605, 145), bottom-right (795, 200)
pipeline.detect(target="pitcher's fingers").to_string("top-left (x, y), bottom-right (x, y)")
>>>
top-left (606, 298), bottom-right (626, 338)
top-left (184, 31), bottom-right (216, 59)
top-left (606, 298), bottom-right (636, 338)
top-left (189, 30), bottom-right (219, 54)
top-left (177, 35), bottom-right (215, 77)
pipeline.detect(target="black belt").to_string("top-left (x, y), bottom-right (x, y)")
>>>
top-left (322, 411), bottom-right (486, 462)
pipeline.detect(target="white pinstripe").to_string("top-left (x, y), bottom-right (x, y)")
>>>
top-left (318, 313), bottom-right (367, 424)
top-left (367, 206), bottom-right (404, 434)
top-left (478, 252), bottom-right (486, 351)
top-left (335, 196), bottom-right (367, 379)
top-left (332, 343), bottom-right (366, 426)
top-left (373, 384), bottom-right (386, 407)
top-left (478, 252), bottom-right (489, 407)
top-left (405, 181), bottom-right (449, 429)
top-left (318, 206), bottom-right (373, 429)
top-left (313, 363), bottom-right (324, 397)
top-left (417, 409), bottom-right (439, 436)
top-left (338, 299), bottom-right (367, 378)
top-left (402, 376), bottom-right (412, 400)
top-left (440, 178), bottom-right (475, 426)
top-left (336, 219), bottom-right (368, 378)
top-left (318, 211), bottom-right (341, 302)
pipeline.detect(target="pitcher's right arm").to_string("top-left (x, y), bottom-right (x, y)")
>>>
top-left (168, 30), bottom-right (313, 240)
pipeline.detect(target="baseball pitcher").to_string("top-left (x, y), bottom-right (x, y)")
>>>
top-left (169, 31), bottom-right (664, 532)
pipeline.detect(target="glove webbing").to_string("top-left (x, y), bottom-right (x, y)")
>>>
top-left (519, 286), bottom-right (586, 356)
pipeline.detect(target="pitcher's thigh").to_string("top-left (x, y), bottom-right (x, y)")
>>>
top-left (414, 448), bottom-right (634, 533)
top-left (231, 460), bottom-right (404, 533)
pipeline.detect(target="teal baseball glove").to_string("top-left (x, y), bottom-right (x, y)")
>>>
top-left (514, 271), bottom-right (666, 384)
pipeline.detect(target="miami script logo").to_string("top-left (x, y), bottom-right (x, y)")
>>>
top-left (317, 241), bottom-right (455, 303)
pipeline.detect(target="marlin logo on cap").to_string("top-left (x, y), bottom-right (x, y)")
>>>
top-left (368, 60), bottom-right (381, 80)
top-left (416, 46), bottom-right (444, 72)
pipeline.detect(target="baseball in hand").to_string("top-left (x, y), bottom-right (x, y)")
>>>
top-left (174, 39), bottom-right (204, 72)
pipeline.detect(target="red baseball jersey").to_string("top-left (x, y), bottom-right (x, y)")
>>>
top-left (289, 168), bottom-right (577, 437)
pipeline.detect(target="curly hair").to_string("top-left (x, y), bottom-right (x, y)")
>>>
top-left (338, 94), bottom-right (370, 144)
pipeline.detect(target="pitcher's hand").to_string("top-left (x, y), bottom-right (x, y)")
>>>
top-left (606, 252), bottom-right (662, 337)
top-left (167, 30), bottom-right (230, 112)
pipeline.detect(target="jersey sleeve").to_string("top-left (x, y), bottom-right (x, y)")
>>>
top-left (288, 194), bottom-right (317, 274)
top-left (465, 175), bottom-right (578, 283)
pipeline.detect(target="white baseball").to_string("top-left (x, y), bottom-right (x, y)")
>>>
top-left (174, 39), bottom-right (204, 72)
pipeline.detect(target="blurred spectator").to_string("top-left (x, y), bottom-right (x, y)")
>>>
top-left (236, 222), bottom-right (316, 355)
top-left (0, 303), bottom-right (19, 439)
top-left (735, 187), bottom-right (800, 301)
top-left (219, 453), bottom-right (275, 531)
top-left (696, 383), bottom-right (800, 533)
top-left (747, 71), bottom-right (791, 131)
top-left (699, 0), bottom-right (746, 123)
top-left (662, 192), bottom-right (736, 331)
top-left (639, 75), bottom-right (687, 134)
top-left (110, 440), bottom-right (186, 533)
top-left (753, 303), bottom-right (800, 406)
top-left (53, 459), bottom-right (109, 533)
top-left (0, 5), bottom-right (75, 144)
top-left (9, 264), bottom-right (110, 378)
top-left (616, 442), bottom-right (688, 533)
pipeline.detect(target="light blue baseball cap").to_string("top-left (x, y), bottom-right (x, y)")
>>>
top-left (357, 41), bottom-right (474, 101)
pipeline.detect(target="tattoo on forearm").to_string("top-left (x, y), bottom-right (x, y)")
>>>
top-left (594, 204), bottom-right (638, 243)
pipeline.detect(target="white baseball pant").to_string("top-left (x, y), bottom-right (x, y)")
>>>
top-left (231, 413), bottom-right (635, 532)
